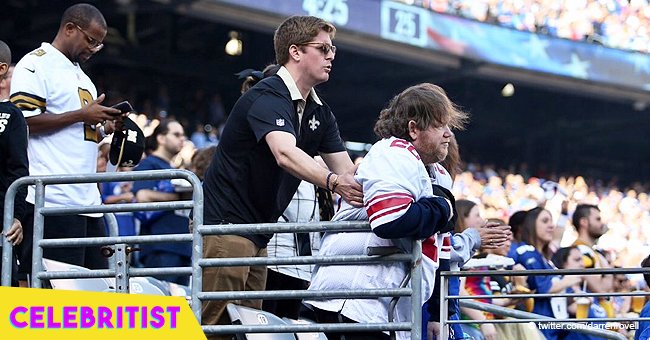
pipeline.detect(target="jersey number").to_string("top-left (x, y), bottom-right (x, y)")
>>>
top-left (79, 88), bottom-right (100, 143)
top-left (390, 139), bottom-right (420, 160)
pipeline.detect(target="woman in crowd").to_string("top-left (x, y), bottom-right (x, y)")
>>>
top-left (516, 207), bottom-right (584, 340)
top-left (455, 199), bottom-right (499, 340)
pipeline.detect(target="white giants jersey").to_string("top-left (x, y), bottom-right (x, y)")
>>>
top-left (11, 43), bottom-right (102, 212)
top-left (306, 137), bottom-right (451, 340)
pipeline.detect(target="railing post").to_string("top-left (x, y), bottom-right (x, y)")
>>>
top-left (411, 239), bottom-right (422, 339)
top-left (440, 270), bottom-right (448, 340)
top-left (114, 243), bottom-right (130, 293)
top-left (31, 180), bottom-right (46, 288)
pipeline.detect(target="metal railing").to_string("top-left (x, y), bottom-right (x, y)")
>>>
top-left (2, 170), bottom-right (424, 338)
top-left (440, 267), bottom-right (650, 340)
top-left (1, 170), bottom-right (202, 289)
top-left (194, 221), bottom-right (423, 337)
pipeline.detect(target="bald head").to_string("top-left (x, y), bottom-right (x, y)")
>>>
top-left (0, 40), bottom-right (11, 66)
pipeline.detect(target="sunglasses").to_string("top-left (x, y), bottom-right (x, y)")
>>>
top-left (74, 24), bottom-right (104, 51)
top-left (299, 41), bottom-right (337, 55)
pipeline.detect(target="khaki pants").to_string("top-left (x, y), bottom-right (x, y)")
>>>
top-left (201, 235), bottom-right (267, 340)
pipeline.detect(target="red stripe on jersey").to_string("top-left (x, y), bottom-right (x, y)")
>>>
top-left (366, 195), bottom-right (413, 218)
top-left (365, 192), bottom-right (413, 207)
top-left (422, 236), bottom-right (439, 263)
top-left (368, 202), bottom-right (411, 224)
top-left (441, 234), bottom-right (452, 251)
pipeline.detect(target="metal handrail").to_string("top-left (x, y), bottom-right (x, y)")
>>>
top-left (439, 266), bottom-right (648, 340)
top-left (2, 171), bottom-right (424, 338)
top-left (458, 300), bottom-right (627, 340)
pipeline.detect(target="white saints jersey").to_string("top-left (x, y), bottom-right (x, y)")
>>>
top-left (306, 137), bottom-right (452, 340)
top-left (11, 43), bottom-right (102, 212)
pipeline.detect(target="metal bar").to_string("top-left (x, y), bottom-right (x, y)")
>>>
top-left (114, 244), bottom-right (129, 293)
top-left (410, 240), bottom-right (422, 339)
top-left (198, 220), bottom-right (371, 235)
top-left (198, 254), bottom-right (412, 267)
top-left (439, 267), bottom-right (448, 340)
top-left (40, 201), bottom-right (194, 215)
top-left (31, 181), bottom-right (46, 288)
top-left (38, 234), bottom-right (192, 247)
top-left (458, 300), bottom-right (627, 340)
top-left (191, 201), bottom-right (203, 322)
top-left (447, 291), bottom-right (650, 299)
top-left (1, 174), bottom-right (16, 286)
top-left (104, 213), bottom-right (119, 271)
top-left (202, 322), bottom-right (413, 334)
top-left (441, 267), bottom-right (650, 276)
top-left (37, 267), bottom-right (192, 280)
top-left (104, 213), bottom-right (120, 237)
top-left (459, 300), bottom-right (626, 340)
top-left (197, 289), bottom-right (412, 301)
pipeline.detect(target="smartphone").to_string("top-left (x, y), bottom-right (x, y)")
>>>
top-left (111, 101), bottom-right (134, 113)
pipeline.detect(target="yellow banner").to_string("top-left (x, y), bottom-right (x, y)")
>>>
top-left (0, 287), bottom-right (206, 339)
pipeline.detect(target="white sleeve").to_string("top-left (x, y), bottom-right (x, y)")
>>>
top-left (10, 58), bottom-right (47, 118)
top-left (357, 139), bottom-right (429, 230)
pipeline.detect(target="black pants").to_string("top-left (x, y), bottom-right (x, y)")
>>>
top-left (262, 269), bottom-right (309, 319)
top-left (17, 203), bottom-right (108, 277)
top-left (312, 307), bottom-right (391, 340)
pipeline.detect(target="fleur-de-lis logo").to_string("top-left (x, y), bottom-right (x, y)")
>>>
top-left (308, 116), bottom-right (320, 131)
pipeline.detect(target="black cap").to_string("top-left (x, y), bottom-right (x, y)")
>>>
top-left (109, 117), bottom-right (145, 167)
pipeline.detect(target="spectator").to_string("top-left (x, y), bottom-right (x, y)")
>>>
top-left (188, 145), bottom-right (217, 182)
top-left (515, 207), bottom-right (584, 340)
top-left (132, 120), bottom-right (191, 285)
top-left (634, 254), bottom-right (650, 340)
top-left (0, 62), bottom-right (13, 100)
top-left (10, 4), bottom-right (122, 274)
top-left (571, 204), bottom-right (615, 316)
top-left (100, 166), bottom-right (136, 237)
top-left (305, 83), bottom-right (465, 340)
top-left (552, 246), bottom-right (608, 340)
top-left (0, 40), bottom-right (26, 286)
top-left (200, 16), bottom-right (363, 338)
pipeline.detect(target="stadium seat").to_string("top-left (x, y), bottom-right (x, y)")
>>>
top-left (42, 258), bottom-right (113, 292)
top-left (129, 277), bottom-right (167, 295)
top-left (282, 318), bottom-right (327, 340)
top-left (226, 303), bottom-right (296, 340)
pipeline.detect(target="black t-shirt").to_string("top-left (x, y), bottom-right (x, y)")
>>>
top-left (0, 101), bottom-right (29, 224)
top-left (203, 75), bottom-right (345, 247)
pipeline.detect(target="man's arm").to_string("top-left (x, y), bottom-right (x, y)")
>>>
top-left (265, 131), bottom-right (362, 206)
top-left (135, 190), bottom-right (180, 203)
top-left (25, 93), bottom-right (122, 134)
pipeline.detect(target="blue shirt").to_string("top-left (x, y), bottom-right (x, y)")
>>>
top-left (636, 301), bottom-right (650, 340)
top-left (515, 243), bottom-right (563, 340)
top-left (133, 155), bottom-right (190, 257)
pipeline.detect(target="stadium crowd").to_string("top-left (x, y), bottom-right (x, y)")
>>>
top-left (398, 0), bottom-right (650, 53)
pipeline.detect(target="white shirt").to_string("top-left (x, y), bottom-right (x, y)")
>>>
top-left (267, 180), bottom-right (321, 281)
top-left (11, 43), bottom-right (102, 214)
top-left (305, 137), bottom-right (452, 340)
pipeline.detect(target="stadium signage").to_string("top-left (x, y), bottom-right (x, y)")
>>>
top-left (217, 0), bottom-right (650, 92)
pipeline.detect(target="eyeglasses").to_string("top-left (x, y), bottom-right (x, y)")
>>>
top-left (299, 42), bottom-right (336, 55)
top-left (75, 24), bottom-right (104, 51)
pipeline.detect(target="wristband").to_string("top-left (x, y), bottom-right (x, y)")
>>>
top-left (331, 174), bottom-right (340, 192)
top-left (325, 172), bottom-right (335, 191)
